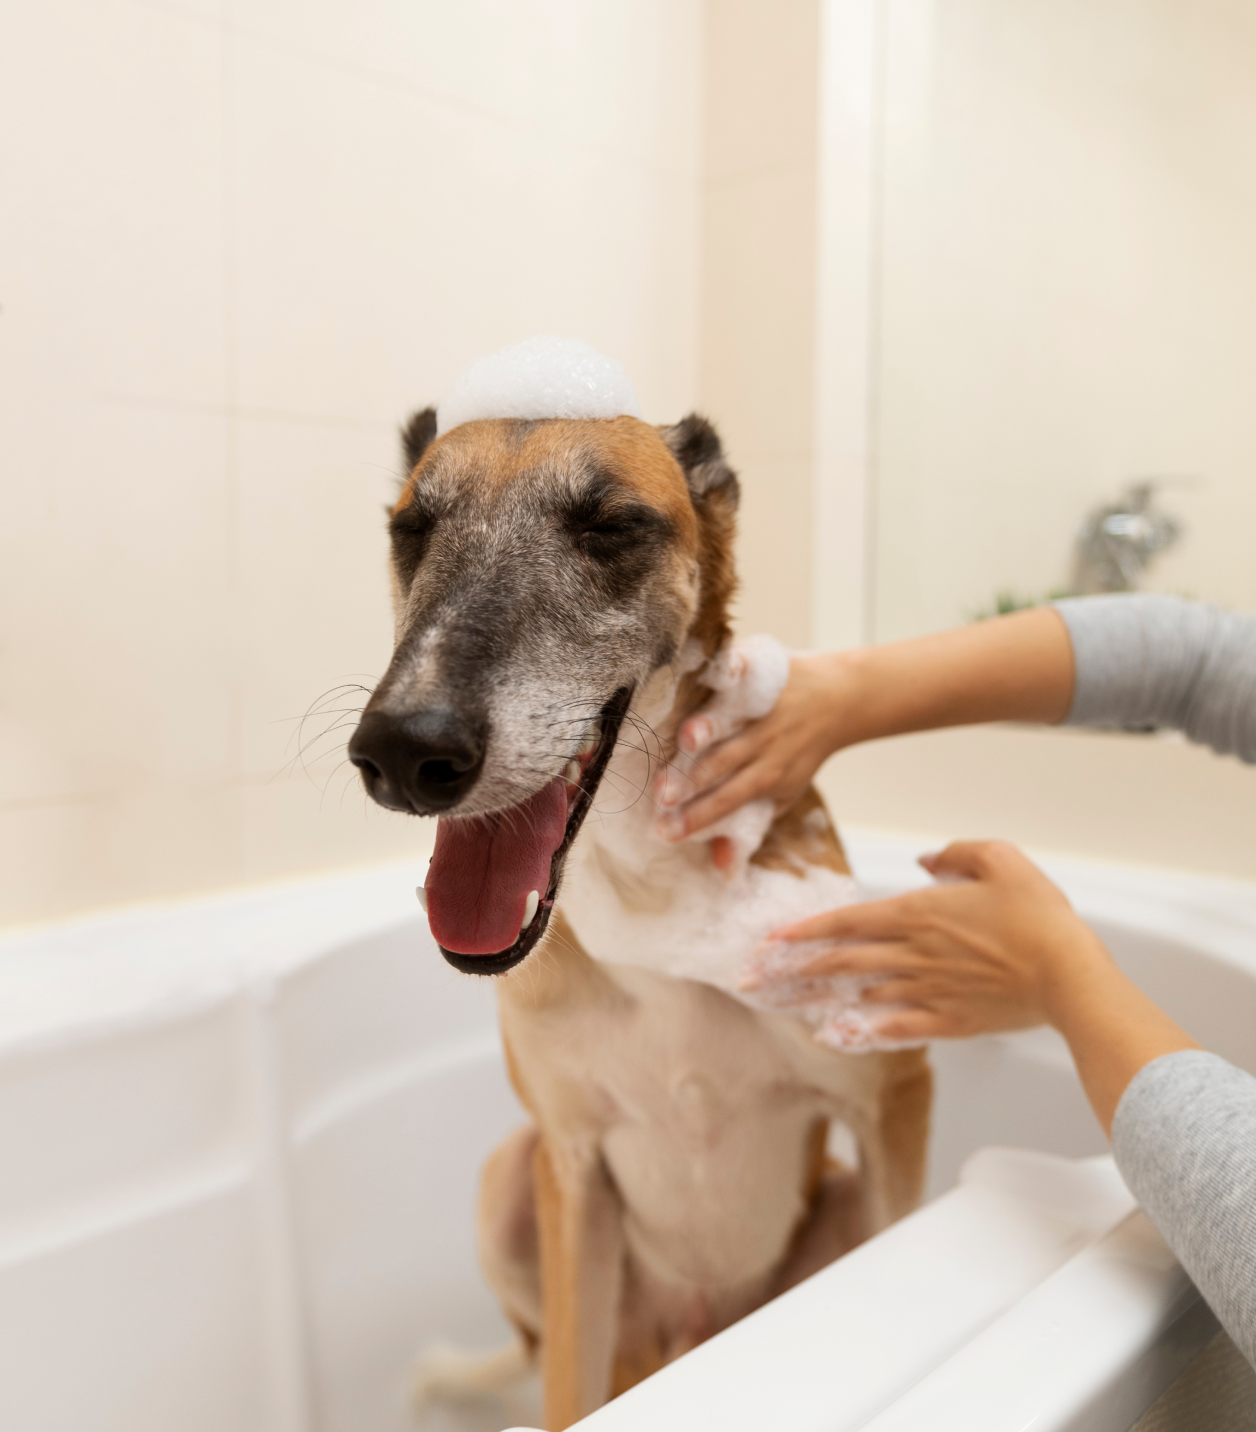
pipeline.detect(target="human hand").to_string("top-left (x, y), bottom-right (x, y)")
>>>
top-left (656, 650), bottom-right (858, 843)
top-left (657, 608), bottom-right (1078, 845)
top-left (740, 840), bottom-right (1111, 1044)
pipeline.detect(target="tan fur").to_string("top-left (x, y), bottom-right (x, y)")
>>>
top-left (395, 416), bottom-right (931, 1429)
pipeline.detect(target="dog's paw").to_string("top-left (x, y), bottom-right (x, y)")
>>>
top-left (410, 1337), bottom-right (534, 1411)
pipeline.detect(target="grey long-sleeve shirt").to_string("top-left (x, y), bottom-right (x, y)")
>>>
top-left (1054, 595), bottom-right (1256, 1367)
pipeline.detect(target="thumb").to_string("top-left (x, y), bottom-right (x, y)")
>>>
top-left (918, 840), bottom-right (996, 882)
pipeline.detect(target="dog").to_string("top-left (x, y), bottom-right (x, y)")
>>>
top-left (348, 406), bottom-right (932, 1429)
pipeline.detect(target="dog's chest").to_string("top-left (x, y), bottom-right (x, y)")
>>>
top-left (517, 962), bottom-right (841, 1289)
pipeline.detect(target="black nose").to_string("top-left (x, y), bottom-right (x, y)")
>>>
top-left (348, 708), bottom-right (485, 814)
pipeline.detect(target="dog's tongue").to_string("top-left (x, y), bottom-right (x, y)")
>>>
top-left (426, 777), bottom-right (568, 955)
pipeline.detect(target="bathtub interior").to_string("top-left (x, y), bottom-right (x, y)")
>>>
top-left (1, 831), bottom-right (1254, 1432)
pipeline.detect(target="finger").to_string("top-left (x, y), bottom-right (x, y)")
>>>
top-left (683, 730), bottom-right (761, 794)
top-left (660, 762), bottom-right (775, 840)
top-left (864, 1009), bottom-right (953, 1043)
top-left (739, 940), bottom-right (887, 991)
top-left (653, 765), bottom-right (694, 809)
top-left (921, 838), bottom-right (1035, 883)
top-left (769, 941), bottom-right (926, 984)
top-left (859, 978), bottom-right (922, 1005)
top-left (769, 895), bottom-right (912, 945)
top-left (676, 712), bottom-right (716, 755)
top-left (918, 841), bottom-right (995, 881)
top-left (677, 702), bottom-right (747, 754)
top-left (653, 729), bottom-right (759, 813)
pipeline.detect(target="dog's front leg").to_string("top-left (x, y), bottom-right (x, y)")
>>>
top-left (533, 1135), bottom-right (624, 1430)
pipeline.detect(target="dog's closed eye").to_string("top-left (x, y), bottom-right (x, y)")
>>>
top-left (389, 495), bottom-right (442, 583)
top-left (574, 509), bottom-right (668, 559)
top-left (563, 481), bottom-right (671, 563)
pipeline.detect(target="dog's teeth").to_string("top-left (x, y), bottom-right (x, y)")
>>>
top-left (577, 721), bottom-right (601, 757)
top-left (520, 889), bottom-right (540, 934)
top-left (563, 758), bottom-right (581, 785)
top-left (415, 886), bottom-right (428, 913)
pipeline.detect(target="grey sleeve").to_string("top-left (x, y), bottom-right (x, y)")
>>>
top-left (1053, 594), bottom-right (1256, 762)
top-left (1112, 1050), bottom-right (1256, 1368)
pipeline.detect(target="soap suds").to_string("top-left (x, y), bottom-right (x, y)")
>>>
top-left (743, 940), bottom-right (921, 1053)
top-left (560, 637), bottom-right (922, 1052)
top-left (658, 635), bottom-right (791, 879)
top-left (437, 336), bottom-right (641, 436)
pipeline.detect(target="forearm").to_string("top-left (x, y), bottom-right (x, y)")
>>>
top-left (832, 606), bottom-right (1075, 748)
top-left (1043, 944), bottom-right (1200, 1135)
top-left (1057, 595), bottom-right (1256, 761)
top-left (1113, 1052), bottom-right (1256, 1368)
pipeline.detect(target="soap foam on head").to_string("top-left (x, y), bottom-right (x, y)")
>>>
top-left (436, 336), bottom-right (642, 436)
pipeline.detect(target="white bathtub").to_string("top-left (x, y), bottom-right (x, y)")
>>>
top-left (1, 830), bottom-right (1253, 1432)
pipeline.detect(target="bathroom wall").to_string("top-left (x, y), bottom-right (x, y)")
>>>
top-left (0, 0), bottom-right (705, 927)
top-left (701, 0), bottom-right (821, 650)
top-left (871, 0), bottom-right (1256, 637)
top-left (815, 0), bottom-right (1256, 881)
top-left (7, 1), bottom-right (1254, 929)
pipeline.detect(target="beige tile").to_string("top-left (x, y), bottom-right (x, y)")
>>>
top-left (820, 725), bottom-right (1256, 883)
top-left (0, 0), bottom-right (228, 410)
top-left (232, 0), bottom-right (704, 176)
top-left (233, 416), bottom-right (400, 782)
top-left (230, 32), bottom-right (702, 424)
top-left (137, 0), bottom-right (225, 23)
top-left (0, 786), bottom-right (241, 928)
top-left (701, 166), bottom-right (816, 457)
top-left (704, 0), bottom-right (819, 179)
top-left (235, 772), bottom-right (435, 886)
top-left (0, 0), bottom-right (707, 929)
top-left (729, 455), bottom-right (813, 649)
top-left (0, 404), bottom-right (234, 805)
top-left (871, 0), bottom-right (1256, 640)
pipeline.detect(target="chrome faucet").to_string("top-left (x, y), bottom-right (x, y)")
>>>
top-left (1072, 481), bottom-right (1184, 595)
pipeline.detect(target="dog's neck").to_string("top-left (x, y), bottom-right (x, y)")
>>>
top-left (556, 633), bottom-right (858, 995)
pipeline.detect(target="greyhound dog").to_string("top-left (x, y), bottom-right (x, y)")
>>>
top-left (348, 405), bottom-right (932, 1429)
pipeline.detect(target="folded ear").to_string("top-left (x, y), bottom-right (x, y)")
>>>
top-left (400, 407), bottom-right (438, 474)
top-left (662, 414), bottom-right (740, 509)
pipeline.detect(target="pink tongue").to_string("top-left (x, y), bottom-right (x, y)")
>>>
top-left (426, 777), bottom-right (568, 955)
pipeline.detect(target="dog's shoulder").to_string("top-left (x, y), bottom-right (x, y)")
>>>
top-left (751, 786), bottom-right (850, 878)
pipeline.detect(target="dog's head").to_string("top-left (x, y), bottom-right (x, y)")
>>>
top-left (348, 409), bottom-right (739, 974)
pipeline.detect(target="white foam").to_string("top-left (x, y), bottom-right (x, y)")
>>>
top-left (744, 940), bottom-right (922, 1053)
top-left (436, 336), bottom-right (642, 436)
top-left (661, 635), bottom-right (793, 879)
top-left (560, 639), bottom-right (923, 1054)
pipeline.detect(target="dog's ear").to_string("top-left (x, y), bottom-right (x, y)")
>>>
top-left (662, 414), bottom-right (740, 510)
top-left (400, 407), bottom-right (438, 475)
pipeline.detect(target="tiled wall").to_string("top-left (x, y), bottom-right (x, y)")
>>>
top-left (870, 0), bottom-right (1256, 640)
top-left (10, 1), bottom-right (1249, 926)
top-left (0, 1), bottom-right (705, 925)
top-left (701, 0), bottom-right (821, 650)
top-left (821, 0), bottom-right (1256, 881)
